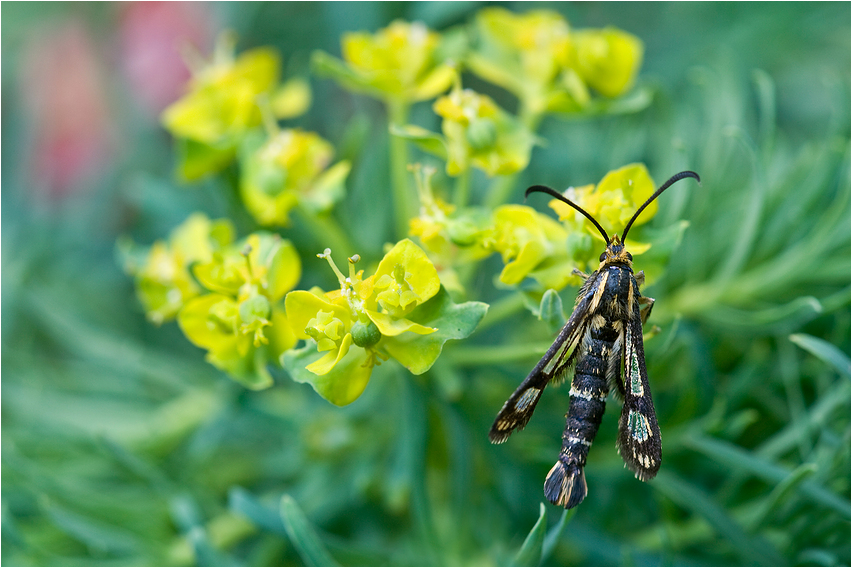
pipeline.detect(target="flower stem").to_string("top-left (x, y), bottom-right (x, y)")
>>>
top-left (484, 173), bottom-right (518, 208)
top-left (453, 167), bottom-right (471, 208)
top-left (388, 99), bottom-right (414, 239)
top-left (446, 342), bottom-right (554, 366)
top-left (475, 291), bottom-right (527, 332)
top-left (294, 202), bottom-right (353, 258)
top-left (484, 109), bottom-right (544, 208)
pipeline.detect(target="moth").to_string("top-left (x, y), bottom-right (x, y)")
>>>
top-left (489, 170), bottom-right (700, 509)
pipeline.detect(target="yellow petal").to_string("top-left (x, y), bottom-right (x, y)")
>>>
top-left (306, 333), bottom-right (353, 375)
top-left (365, 309), bottom-right (436, 337)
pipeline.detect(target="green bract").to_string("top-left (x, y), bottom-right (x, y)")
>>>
top-left (283, 240), bottom-right (487, 406)
top-left (178, 233), bottom-right (301, 389)
top-left (488, 204), bottom-right (578, 290)
top-left (312, 20), bottom-right (455, 103)
top-left (119, 213), bottom-right (235, 325)
top-left (239, 128), bottom-right (351, 226)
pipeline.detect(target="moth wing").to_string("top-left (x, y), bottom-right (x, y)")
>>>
top-left (488, 279), bottom-right (598, 444)
top-left (616, 306), bottom-right (662, 480)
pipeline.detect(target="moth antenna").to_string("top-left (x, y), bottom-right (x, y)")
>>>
top-left (526, 185), bottom-right (610, 243)
top-left (621, 171), bottom-right (700, 242)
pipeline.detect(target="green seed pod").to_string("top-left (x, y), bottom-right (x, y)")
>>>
top-left (351, 319), bottom-right (382, 348)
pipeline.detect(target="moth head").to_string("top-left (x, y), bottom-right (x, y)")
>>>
top-left (599, 235), bottom-right (634, 268)
top-left (525, 171), bottom-right (701, 266)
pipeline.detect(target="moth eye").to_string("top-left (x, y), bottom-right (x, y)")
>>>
top-left (626, 252), bottom-right (633, 261)
top-left (599, 252), bottom-right (606, 262)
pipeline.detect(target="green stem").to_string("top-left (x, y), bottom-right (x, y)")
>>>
top-left (484, 109), bottom-right (544, 208)
top-left (294, 203), bottom-right (353, 258)
top-left (447, 342), bottom-right (553, 366)
top-left (453, 167), bottom-right (471, 208)
top-left (484, 173), bottom-right (518, 209)
top-left (388, 99), bottom-right (414, 239)
top-left (475, 292), bottom-right (527, 332)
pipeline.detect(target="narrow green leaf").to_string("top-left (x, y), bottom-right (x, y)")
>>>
top-left (389, 123), bottom-right (448, 160)
top-left (789, 333), bottom-right (851, 377)
top-left (581, 85), bottom-right (654, 116)
top-left (652, 470), bottom-right (784, 566)
top-left (747, 463), bottom-right (818, 530)
top-left (511, 502), bottom-right (546, 567)
top-left (228, 487), bottom-right (287, 537)
top-left (541, 508), bottom-right (575, 562)
top-left (279, 495), bottom-right (338, 567)
top-left (685, 434), bottom-right (850, 518)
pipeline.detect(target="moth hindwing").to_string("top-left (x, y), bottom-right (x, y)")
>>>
top-left (489, 171), bottom-right (699, 509)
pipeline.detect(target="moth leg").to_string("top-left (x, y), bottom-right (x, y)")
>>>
top-left (634, 270), bottom-right (646, 288)
top-left (572, 268), bottom-right (590, 281)
top-left (638, 295), bottom-right (655, 325)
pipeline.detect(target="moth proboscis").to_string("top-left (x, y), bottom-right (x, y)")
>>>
top-left (489, 170), bottom-right (700, 509)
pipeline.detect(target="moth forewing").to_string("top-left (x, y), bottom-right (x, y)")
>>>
top-left (488, 288), bottom-right (595, 444)
top-left (617, 304), bottom-right (662, 480)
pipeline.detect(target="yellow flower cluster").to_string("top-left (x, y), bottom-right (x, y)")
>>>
top-left (284, 240), bottom-right (442, 405)
top-left (314, 20), bottom-right (456, 104)
top-left (410, 164), bottom-right (662, 291)
top-left (469, 8), bottom-right (643, 115)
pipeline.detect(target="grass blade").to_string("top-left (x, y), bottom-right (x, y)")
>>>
top-left (511, 503), bottom-right (546, 567)
top-left (279, 495), bottom-right (338, 567)
top-left (789, 333), bottom-right (851, 377)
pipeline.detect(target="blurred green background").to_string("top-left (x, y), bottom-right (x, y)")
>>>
top-left (2, 2), bottom-right (850, 566)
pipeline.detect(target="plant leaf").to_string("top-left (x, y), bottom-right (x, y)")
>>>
top-left (511, 502), bottom-right (546, 567)
top-left (279, 495), bottom-right (338, 567)
top-left (382, 286), bottom-right (488, 375)
top-left (789, 333), bottom-right (851, 377)
top-left (389, 124), bottom-right (448, 160)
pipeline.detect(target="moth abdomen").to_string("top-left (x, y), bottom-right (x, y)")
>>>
top-left (546, 338), bottom-right (611, 508)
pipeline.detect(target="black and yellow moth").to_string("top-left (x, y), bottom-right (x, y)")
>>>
top-left (489, 170), bottom-right (700, 509)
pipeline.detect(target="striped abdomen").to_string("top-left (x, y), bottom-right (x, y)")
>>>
top-left (544, 320), bottom-right (619, 508)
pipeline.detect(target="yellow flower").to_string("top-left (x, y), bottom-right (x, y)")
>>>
top-left (178, 233), bottom-right (301, 389)
top-left (120, 213), bottom-right (235, 325)
top-left (468, 8), bottom-right (644, 115)
top-left (239, 129), bottom-right (350, 226)
top-left (488, 205), bottom-right (575, 288)
top-left (162, 35), bottom-right (279, 146)
top-left (468, 8), bottom-right (580, 115)
top-left (571, 27), bottom-right (643, 98)
top-left (433, 87), bottom-right (535, 176)
top-left (161, 32), bottom-right (311, 180)
top-left (549, 163), bottom-right (656, 243)
top-left (283, 240), bottom-right (485, 406)
top-left (314, 20), bottom-right (455, 103)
